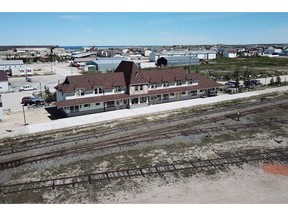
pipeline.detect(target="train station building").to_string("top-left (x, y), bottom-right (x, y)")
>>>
top-left (55, 61), bottom-right (222, 117)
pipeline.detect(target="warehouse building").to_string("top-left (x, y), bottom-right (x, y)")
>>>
top-left (86, 57), bottom-right (126, 73)
top-left (149, 50), bottom-right (217, 62)
top-left (55, 61), bottom-right (222, 117)
top-left (156, 56), bottom-right (200, 67)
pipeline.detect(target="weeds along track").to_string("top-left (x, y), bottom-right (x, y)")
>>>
top-left (1, 147), bottom-right (288, 195)
top-left (1, 120), bottom-right (287, 171)
top-left (1, 97), bottom-right (288, 158)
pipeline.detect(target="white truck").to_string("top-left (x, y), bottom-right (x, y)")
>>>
top-left (19, 85), bottom-right (38, 91)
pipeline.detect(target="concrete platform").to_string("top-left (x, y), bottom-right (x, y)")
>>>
top-left (2, 85), bottom-right (288, 138)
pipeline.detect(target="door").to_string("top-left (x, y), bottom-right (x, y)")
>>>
top-left (175, 92), bottom-right (181, 100)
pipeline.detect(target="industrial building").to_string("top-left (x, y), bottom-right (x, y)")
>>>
top-left (86, 57), bottom-right (127, 73)
top-left (55, 61), bottom-right (222, 117)
top-left (149, 50), bottom-right (217, 62)
top-left (156, 56), bottom-right (200, 67)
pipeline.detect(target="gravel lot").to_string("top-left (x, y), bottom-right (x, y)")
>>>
top-left (0, 63), bottom-right (81, 134)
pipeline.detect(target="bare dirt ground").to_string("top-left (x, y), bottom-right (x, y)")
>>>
top-left (1, 93), bottom-right (288, 204)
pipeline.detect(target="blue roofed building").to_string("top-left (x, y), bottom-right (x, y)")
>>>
top-left (86, 57), bottom-right (127, 73)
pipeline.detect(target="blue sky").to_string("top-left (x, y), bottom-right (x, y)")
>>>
top-left (0, 12), bottom-right (287, 46)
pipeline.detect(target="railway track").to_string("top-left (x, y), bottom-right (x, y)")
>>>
top-left (1, 120), bottom-right (287, 171)
top-left (1, 147), bottom-right (287, 195)
top-left (1, 97), bottom-right (288, 158)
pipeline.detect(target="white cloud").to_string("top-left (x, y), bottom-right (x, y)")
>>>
top-left (59, 15), bottom-right (84, 21)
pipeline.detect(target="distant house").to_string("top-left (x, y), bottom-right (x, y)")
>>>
top-left (0, 60), bottom-right (24, 73)
top-left (10, 67), bottom-right (33, 76)
top-left (223, 49), bottom-right (237, 58)
top-left (265, 46), bottom-right (283, 55)
top-left (0, 72), bottom-right (9, 93)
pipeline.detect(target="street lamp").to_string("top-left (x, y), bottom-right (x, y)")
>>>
top-left (22, 105), bottom-right (28, 125)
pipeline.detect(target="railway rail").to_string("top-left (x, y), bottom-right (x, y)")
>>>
top-left (1, 97), bottom-right (288, 159)
top-left (1, 120), bottom-right (287, 171)
top-left (1, 147), bottom-right (287, 195)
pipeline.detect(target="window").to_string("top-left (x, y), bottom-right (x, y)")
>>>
top-left (106, 101), bottom-right (115, 108)
top-left (188, 80), bottom-right (198, 85)
top-left (84, 104), bottom-right (90, 107)
top-left (114, 86), bottom-right (121, 92)
top-left (200, 89), bottom-right (204, 92)
top-left (163, 82), bottom-right (170, 87)
top-left (150, 83), bottom-right (157, 89)
top-left (140, 85), bottom-right (143, 90)
top-left (157, 95), bottom-right (161, 100)
top-left (170, 93), bottom-right (175, 96)
top-left (190, 91), bottom-right (197, 96)
top-left (75, 89), bottom-right (83, 96)
top-left (182, 92), bottom-right (186, 95)
top-left (140, 97), bottom-right (147, 103)
top-left (96, 103), bottom-right (100, 106)
top-left (131, 98), bottom-right (138, 104)
top-left (94, 87), bottom-right (103, 94)
top-left (163, 94), bottom-right (169, 100)
top-left (135, 86), bottom-right (139, 91)
top-left (176, 80), bottom-right (182, 86)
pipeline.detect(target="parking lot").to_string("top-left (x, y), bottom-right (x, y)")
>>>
top-left (0, 63), bottom-right (81, 134)
top-left (1, 62), bottom-right (81, 113)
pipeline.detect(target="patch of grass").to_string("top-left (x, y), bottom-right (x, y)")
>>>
top-left (1, 189), bottom-right (46, 203)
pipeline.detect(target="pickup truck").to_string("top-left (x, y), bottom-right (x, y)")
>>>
top-left (19, 85), bottom-right (37, 91)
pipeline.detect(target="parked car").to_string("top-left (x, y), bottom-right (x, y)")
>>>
top-left (28, 98), bottom-right (45, 106)
top-left (19, 85), bottom-right (37, 91)
top-left (21, 96), bottom-right (33, 105)
top-left (224, 81), bottom-right (237, 87)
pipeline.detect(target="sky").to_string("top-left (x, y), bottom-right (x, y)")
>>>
top-left (0, 1), bottom-right (287, 46)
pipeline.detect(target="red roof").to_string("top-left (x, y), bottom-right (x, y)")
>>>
top-left (0, 72), bottom-right (8, 82)
top-left (55, 61), bottom-right (223, 108)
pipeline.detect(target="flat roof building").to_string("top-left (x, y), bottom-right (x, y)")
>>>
top-left (156, 56), bottom-right (200, 67)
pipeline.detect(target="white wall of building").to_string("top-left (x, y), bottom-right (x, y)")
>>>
top-left (223, 52), bottom-right (237, 58)
top-left (0, 80), bottom-right (9, 92)
top-left (0, 106), bottom-right (3, 121)
top-left (137, 62), bottom-right (156, 69)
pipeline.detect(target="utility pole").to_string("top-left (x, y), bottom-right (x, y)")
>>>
top-left (189, 53), bottom-right (191, 73)
top-left (22, 105), bottom-right (28, 125)
top-left (40, 83), bottom-right (42, 99)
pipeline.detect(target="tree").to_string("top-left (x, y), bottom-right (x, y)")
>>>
top-left (44, 87), bottom-right (56, 104)
top-left (234, 67), bottom-right (240, 88)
